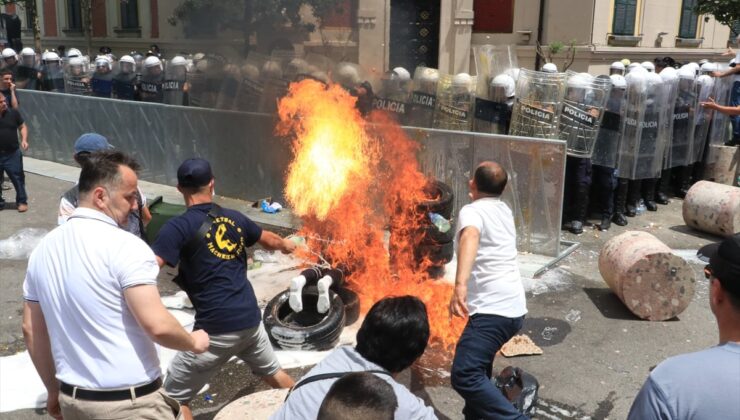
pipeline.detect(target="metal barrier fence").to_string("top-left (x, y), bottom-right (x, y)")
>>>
top-left (19, 90), bottom-right (566, 256)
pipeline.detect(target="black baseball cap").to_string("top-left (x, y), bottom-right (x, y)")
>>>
top-left (699, 234), bottom-right (740, 297)
top-left (177, 158), bottom-right (213, 188)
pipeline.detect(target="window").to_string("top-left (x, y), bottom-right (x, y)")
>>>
top-left (678, 0), bottom-right (698, 38)
top-left (473, 0), bottom-right (514, 33)
top-left (120, 0), bottom-right (139, 29)
top-left (24, 4), bottom-right (34, 30)
top-left (67, 0), bottom-right (82, 30)
top-left (612, 0), bottom-right (637, 36)
top-left (730, 21), bottom-right (740, 42)
top-left (322, 0), bottom-right (356, 28)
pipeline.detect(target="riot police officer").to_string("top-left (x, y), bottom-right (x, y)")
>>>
top-left (40, 51), bottom-right (65, 92)
top-left (112, 55), bottom-right (138, 100)
top-left (138, 55), bottom-right (164, 103)
top-left (163, 55), bottom-right (189, 106)
top-left (16, 48), bottom-right (40, 90)
top-left (91, 56), bottom-right (114, 98)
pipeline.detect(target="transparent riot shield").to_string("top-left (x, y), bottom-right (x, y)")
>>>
top-left (591, 75), bottom-right (626, 168)
top-left (509, 69), bottom-right (567, 139)
top-left (138, 63), bottom-right (164, 103)
top-left (709, 64), bottom-right (734, 145)
top-left (297, 53), bottom-right (333, 84)
top-left (473, 45), bottom-right (518, 135)
top-left (91, 70), bottom-right (114, 98)
top-left (258, 59), bottom-right (287, 113)
top-left (16, 53), bottom-right (39, 90)
top-left (63, 60), bottom-right (91, 96)
top-left (616, 69), bottom-right (665, 180)
top-left (41, 61), bottom-right (65, 93)
top-left (432, 73), bottom-right (476, 131)
top-left (666, 67), bottom-right (697, 168)
top-left (657, 67), bottom-right (679, 169)
top-left (558, 71), bottom-right (611, 157)
top-left (371, 68), bottom-right (411, 122)
top-left (406, 66), bottom-right (439, 128)
top-left (233, 53), bottom-right (267, 113)
top-left (112, 60), bottom-right (137, 100)
top-left (693, 74), bottom-right (715, 162)
top-left (163, 61), bottom-right (188, 106)
top-left (187, 55), bottom-right (208, 108)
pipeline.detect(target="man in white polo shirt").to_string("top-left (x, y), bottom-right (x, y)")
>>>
top-left (22, 151), bottom-right (209, 419)
top-left (449, 161), bottom-right (528, 420)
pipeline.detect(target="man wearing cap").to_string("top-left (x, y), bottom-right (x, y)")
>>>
top-left (59, 133), bottom-right (151, 240)
top-left (628, 234), bottom-right (740, 419)
top-left (151, 158), bottom-right (297, 420)
top-left (0, 90), bottom-right (27, 211)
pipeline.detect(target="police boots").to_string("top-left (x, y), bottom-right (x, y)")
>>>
top-left (656, 168), bottom-right (671, 205)
top-left (642, 178), bottom-right (658, 211)
top-left (626, 180), bottom-right (641, 217)
top-left (569, 185), bottom-right (590, 235)
top-left (612, 178), bottom-right (629, 226)
top-left (675, 165), bottom-right (692, 199)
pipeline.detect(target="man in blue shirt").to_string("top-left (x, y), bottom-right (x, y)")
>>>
top-left (628, 234), bottom-right (740, 419)
top-left (152, 158), bottom-right (296, 420)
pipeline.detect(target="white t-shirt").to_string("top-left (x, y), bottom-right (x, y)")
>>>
top-left (454, 197), bottom-right (527, 317)
top-left (24, 207), bottom-right (161, 389)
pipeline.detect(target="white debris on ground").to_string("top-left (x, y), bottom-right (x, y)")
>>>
top-left (0, 228), bottom-right (48, 259)
top-left (670, 249), bottom-right (705, 265)
top-left (521, 268), bottom-right (574, 296)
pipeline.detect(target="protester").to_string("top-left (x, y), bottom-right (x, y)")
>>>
top-left (317, 372), bottom-right (398, 420)
top-left (1, 69), bottom-right (19, 108)
top-left (628, 233), bottom-right (740, 419)
top-left (272, 296), bottom-right (437, 420)
top-left (58, 133), bottom-right (151, 240)
top-left (701, 97), bottom-right (740, 116)
top-left (711, 35), bottom-right (740, 146)
top-left (151, 158), bottom-right (296, 420)
top-left (449, 161), bottom-right (528, 419)
top-left (22, 150), bottom-right (209, 419)
top-left (0, 93), bottom-right (28, 211)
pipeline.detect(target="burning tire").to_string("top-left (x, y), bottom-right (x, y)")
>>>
top-left (263, 286), bottom-right (346, 351)
top-left (416, 240), bottom-right (455, 265)
top-left (335, 287), bottom-right (360, 326)
top-left (419, 222), bottom-right (454, 245)
top-left (418, 180), bottom-right (454, 219)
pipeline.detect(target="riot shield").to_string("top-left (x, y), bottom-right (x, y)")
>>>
top-left (163, 61), bottom-right (188, 106)
top-left (708, 64), bottom-right (734, 145)
top-left (558, 71), bottom-right (611, 157)
top-left (91, 71), bottom-right (114, 98)
top-left (371, 67), bottom-right (411, 122)
top-left (406, 67), bottom-right (439, 128)
top-left (233, 53), bottom-right (267, 113)
top-left (473, 45), bottom-right (518, 135)
top-left (203, 54), bottom-right (226, 109)
top-left (259, 57), bottom-right (289, 114)
top-left (40, 61), bottom-right (65, 93)
top-left (591, 74), bottom-right (626, 168)
top-left (616, 69), bottom-right (665, 180)
top-left (692, 74), bottom-right (715, 162)
top-left (297, 53), bottom-right (333, 84)
top-left (432, 73), bottom-right (476, 131)
top-left (187, 58), bottom-right (208, 107)
top-left (63, 59), bottom-right (91, 95)
top-left (665, 66), bottom-right (697, 168)
top-left (509, 69), bottom-right (567, 139)
top-left (656, 67), bottom-right (679, 169)
top-left (138, 64), bottom-right (164, 103)
top-left (16, 53), bottom-right (39, 90)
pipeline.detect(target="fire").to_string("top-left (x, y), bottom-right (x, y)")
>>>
top-left (277, 79), bottom-right (464, 349)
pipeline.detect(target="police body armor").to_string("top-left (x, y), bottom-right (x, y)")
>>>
top-left (591, 77), bottom-right (626, 168)
top-left (91, 71), bottom-right (114, 98)
top-left (509, 69), bottom-right (567, 139)
top-left (558, 72), bottom-right (611, 158)
top-left (616, 71), bottom-right (665, 180)
top-left (138, 73), bottom-right (164, 103)
top-left (112, 73), bottom-right (137, 100)
top-left (63, 70), bottom-right (91, 96)
top-left (405, 67), bottom-right (438, 128)
top-left (432, 74), bottom-right (476, 131)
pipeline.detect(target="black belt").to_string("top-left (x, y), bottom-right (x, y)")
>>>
top-left (60, 378), bottom-right (162, 401)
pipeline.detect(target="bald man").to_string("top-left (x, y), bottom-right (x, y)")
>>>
top-left (449, 161), bottom-right (529, 419)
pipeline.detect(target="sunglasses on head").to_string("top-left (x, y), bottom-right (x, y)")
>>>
top-left (704, 265), bottom-right (714, 280)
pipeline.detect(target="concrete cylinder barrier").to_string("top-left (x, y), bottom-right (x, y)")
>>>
top-left (683, 180), bottom-right (740, 237)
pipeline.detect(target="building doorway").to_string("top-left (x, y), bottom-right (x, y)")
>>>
top-left (389, 0), bottom-right (440, 72)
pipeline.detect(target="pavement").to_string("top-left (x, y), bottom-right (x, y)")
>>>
top-left (0, 167), bottom-right (722, 420)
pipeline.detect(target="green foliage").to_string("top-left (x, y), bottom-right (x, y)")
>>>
top-left (695, 0), bottom-right (740, 35)
top-left (548, 41), bottom-right (564, 55)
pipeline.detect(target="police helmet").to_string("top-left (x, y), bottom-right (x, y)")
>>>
top-left (609, 74), bottom-right (627, 89)
top-left (20, 47), bottom-right (35, 57)
top-left (610, 61), bottom-right (625, 72)
top-left (451, 72), bottom-right (472, 87)
top-left (336, 63), bottom-right (360, 86)
top-left (170, 56), bottom-right (187, 67)
top-left (419, 67), bottom-right (439, 83)
top-left (68, 56), bottom-right (84, 67)
top-left (391, 67), bottom-right (411, 81)
top-left (67, 48), bottom-right (82, 58)
top-left (1, 48), bottom-right (16, 59)
top-left (659, 66), bottom-right (678, 82)
top-left (491, 74), bottom-right (516, 97)
top-left (143, 55), bottom-right (163, 70)
top-left (640, 61), bottom-right (655, 72)
top-left (541, 62), bottom-right (558, 73)
top-left (95, 56), bottom-right (112, 71)
top-left (677, 65), bottom-right (696, 79)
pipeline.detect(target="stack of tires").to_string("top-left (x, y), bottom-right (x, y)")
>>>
top-left (263, 269), bottom-right (360, 351)
top-left (389, 180), bottom-right (455, 278)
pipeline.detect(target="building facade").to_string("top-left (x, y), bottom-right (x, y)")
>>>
top-left (8, 0), bottom-right (737, 73)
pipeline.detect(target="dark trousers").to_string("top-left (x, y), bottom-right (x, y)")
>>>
top-left (591, 165), bottom-right (616, 217)
top-left (563, 156), bottom-right (592, 221)
top-left (0, 149), bottom-right (27, 205)
top-left (451, 314), bottom-right (528, 420)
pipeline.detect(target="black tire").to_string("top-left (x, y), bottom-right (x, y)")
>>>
top-left (416, 240), bottom-right (455, 265)
top-left (417, 180), bottom-right (454, 219)
top-left (263, 286), bottom-right (346, 351)
top-left (419, 221), bottom-right (454, 245)
top-left (334, 287), bottom-right (360, 326)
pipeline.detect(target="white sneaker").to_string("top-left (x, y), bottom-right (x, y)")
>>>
top-left (316, 276), bottom-right (333, 314)
top-left (288, 275), bottom-right (307, 313)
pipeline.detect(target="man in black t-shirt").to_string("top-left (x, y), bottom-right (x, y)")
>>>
top-left (0, 93), bottom-right (27, 211)
top-left (151, 158), bottom-right (296, 420)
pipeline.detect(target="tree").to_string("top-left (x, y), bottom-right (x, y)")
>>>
top-left (168, 0), bottom-right (345, 57)
top-left (0, 0), bottom-right (41, 52)
top-left (695, 0), bottom-right (740, 37)
top-left (535, 39), bottom-right (577, 71)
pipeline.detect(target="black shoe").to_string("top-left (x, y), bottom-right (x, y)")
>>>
top-left (675, 188), bottom-right (688, 199)
top-left (562, 221), bottom-right (572, 230)
top-left (599, 216), bottom-right (612, 231)
top-left (626, 205), bottom-right (636, 217)
top-left (656, 193), bottom-right (669, 205)
top-left (569, 220), bottom-right (583, 235)
top-left (645, 201), bottom-right (658, 211)
top-left (723, 140), bottom-right (740, 147)
top-left (612, 213), bottom-right (628, 226)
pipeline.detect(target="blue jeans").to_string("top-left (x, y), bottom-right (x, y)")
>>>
top-left (0, 148), bottom-right (27, 205)
top-left (451, 313), bottom-right (528, 420)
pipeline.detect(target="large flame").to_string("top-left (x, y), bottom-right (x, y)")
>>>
top-left (278, 79), bottom-right (464, 349)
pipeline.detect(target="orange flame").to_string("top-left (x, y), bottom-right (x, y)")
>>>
top-left (278, 79), bottom-right (464, 349)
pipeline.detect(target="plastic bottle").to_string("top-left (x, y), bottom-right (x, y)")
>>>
top-left (429, 212), bottom-right (451, 233)
top-left (636, 199), bottom-right (646, 215)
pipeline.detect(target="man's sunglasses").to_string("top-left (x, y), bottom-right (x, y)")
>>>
top-left (704, 265), bottom-right (713, 280)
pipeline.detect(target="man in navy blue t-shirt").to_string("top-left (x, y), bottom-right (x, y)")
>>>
top-left (152, 158), bottom-right (296, 420)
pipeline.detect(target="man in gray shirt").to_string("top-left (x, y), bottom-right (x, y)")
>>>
top-left (628, 234), bottom-right (740, 419)
top-left (271, 296), bottom-right (437, 420)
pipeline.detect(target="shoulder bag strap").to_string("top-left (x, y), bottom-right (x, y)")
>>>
top-left (284, 369), bottom-right (390, 402)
